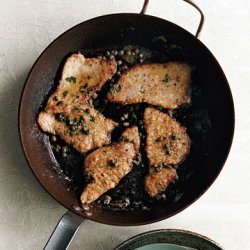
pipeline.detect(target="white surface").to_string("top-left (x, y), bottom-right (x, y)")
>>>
top-left (0, 0), bottom-right (249, 249)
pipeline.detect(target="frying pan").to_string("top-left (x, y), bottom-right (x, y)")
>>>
top-left (19, 0), bottom-right (234, 249)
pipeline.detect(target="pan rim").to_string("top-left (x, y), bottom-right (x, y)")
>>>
top-left (18, 13), bottom-right (235, 226)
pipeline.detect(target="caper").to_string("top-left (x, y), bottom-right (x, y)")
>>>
top-left (117, 60), bottom-right (122, 65)
top-left (106, 51), bottom-right (110, 56)
top-left (123, 122), bottom-right (130, 127)
top-left (161, 193), bottom-right (166, 200)
top-left (51, 135), bottom-right (57, 142)
top-left (108, 55), bottom-right (115, 60)
top-left (139, 58), bottom-right (144, 63)
top-left (122, 65), bottom-right (128, 71)
top-left (62, 152), bottom-right (67, 158)
top-left (81, 125), bottom-right (89, 135)
top-left (117, 71), bottom-right (121, 76)
top-left (92, 93), bottom-right (98, 99)
top-left (124, 197), bottom-right (130, 206)
top-left (55, 145), bottom-right (61, 152)
top-left (135, 48), bottom-right (140, 54)
top-left (126, 50), bottom-right (131, 55)
top-left (103, 195), bottom-right (112, 205)
top-left (111, 50), bottom-right (118, 55)
top-left (62, 146), bottom-right (68, 153)
top-left (118, 50), bottom-right (124, 56)
top-left (139, 53), bottom-right (143, 58)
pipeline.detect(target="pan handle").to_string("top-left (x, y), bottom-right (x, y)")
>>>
top-left (44, 211), bottom-right (84, 250)
top-left (140, 0), bottom-right (204, 38)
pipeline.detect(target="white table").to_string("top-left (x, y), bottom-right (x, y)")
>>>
top-left (0, 0), bottom-right (249, 249)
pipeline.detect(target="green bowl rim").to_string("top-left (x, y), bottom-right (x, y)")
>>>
top-left (114, 229), bottom-right (223, 250)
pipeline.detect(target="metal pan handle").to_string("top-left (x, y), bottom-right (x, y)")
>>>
top-left (44, 211), bottom-right (84, 250)
top-left (140, 0), bottom-right (204, 38)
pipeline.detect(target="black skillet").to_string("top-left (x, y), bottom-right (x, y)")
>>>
top-left (19, 0), bottom-right (234, 249)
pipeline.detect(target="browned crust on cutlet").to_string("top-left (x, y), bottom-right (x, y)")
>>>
top-left (144, 107), bottom-right (190, 165)
top-left (145, 167), bottom-right (177, 198)
top-left (119, 125), bottom-right (140, 152)
top-left (38, 104), bottom-right (117, 154)
top-left (81, 141), bottom-right (136, 204)
top-left (107, 62), bottom-right (191, 109)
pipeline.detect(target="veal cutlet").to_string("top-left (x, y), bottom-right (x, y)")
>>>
top-left (46, 52), bottom-right (117, 112)
top-left (144, 107), bottom-right (190, 197)
top-left (81, 126), bottom-right (140, 204)
top-left (107, 62), bottom-right (192, 109)
top-left (37, 53), bottom-right (118, 153)
top-left (38, 104), bottom-right (117, 154)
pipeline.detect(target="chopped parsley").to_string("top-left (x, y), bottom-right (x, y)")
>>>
top-left (81, 125), bottom-right (89, 135)
top-left (55, 113), bottom-right (67, 122)
top-left (65, 76), bottom-right (76, 83)
top-left (89, 115), bottom-right (95, 122)
top-left (62, 91), bottom-right (68, 97)
top-left (108, 159), bottom-right (118, 168)
top-left (156, 136), bottom-right (166, 142)
top-left (84, 108), bottom-right (90, 114)
top-left (53, 96), bottom-right (59, 101)
top-left (171, 134), bottom-right (177, 140)
top-left (79, 86), bottom-right (86, 94)
top-left (83, 83), bottom-right (89, 88)
top-left (120, 135), bottom-right (129, 142)
top-left (162, 74), bottom-right (171, 83)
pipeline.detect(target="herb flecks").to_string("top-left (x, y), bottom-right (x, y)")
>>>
top-left (81, 125), bottom-right (89, 135)
top-left (162, 74), bottom-right (171, 83)
top-left (110, 84), bottom-right (121, 95)
top-left (164, 144), bottom-right (172, 156)
top-left (108, 159), bottom-right (119, 168)
top-left (89, 115), bottom-right (95, 122)
top-left (156, 136), bottom-right (166, 142)
top-left (171, 134), bottom-right (177, 140)
top-left (83, 83), bottom-right (89, 89)
top-left (85, 175), bottom-right (95, 184)
top-left (79, 86), bottom-right (86, 94)
top-left (62, 91), bottom-right (68, 97)
top-left (53, 96), bottom-right (59, 101)
top-left (65, 76), bottom-right (76, 83)
top-left (120, 135), bottom-right (129, 142)
top-left (152, 164), bottom-right (162, 172)
top-left (55, 113), bottom-right (66, 122)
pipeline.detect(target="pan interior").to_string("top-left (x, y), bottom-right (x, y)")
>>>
top-left (19, 14), bottom-right (234, 225)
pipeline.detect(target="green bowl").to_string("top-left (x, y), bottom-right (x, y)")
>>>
top-left (115, 229), bottom-right (223, 250)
